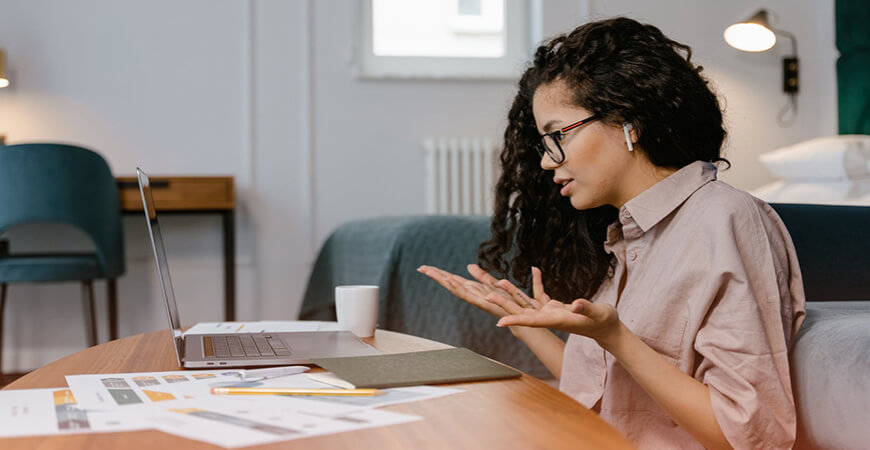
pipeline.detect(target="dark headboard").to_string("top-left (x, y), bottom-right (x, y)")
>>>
top-left (771, 203), bottom-right (870, 301)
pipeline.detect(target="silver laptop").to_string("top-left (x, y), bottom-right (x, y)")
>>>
top-left (137, 168), bottom-right (379, 368)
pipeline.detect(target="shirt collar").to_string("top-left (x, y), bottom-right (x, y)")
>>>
top-left (620, 161), bottom-right (718, 233)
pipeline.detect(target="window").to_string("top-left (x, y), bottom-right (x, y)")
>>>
top-left (357, 0), bottom-right (530, 79)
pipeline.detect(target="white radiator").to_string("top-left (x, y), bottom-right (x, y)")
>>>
top-left (423, 137), bottom-right (499, 215)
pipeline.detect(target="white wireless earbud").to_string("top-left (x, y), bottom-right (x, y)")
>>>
top-left (623, 122), bottom-right (634, 152)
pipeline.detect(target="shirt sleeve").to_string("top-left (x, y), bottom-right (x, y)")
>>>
top-left (692, 195), bottom-right (803, 450)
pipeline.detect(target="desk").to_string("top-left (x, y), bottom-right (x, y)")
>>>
top-left (116, 176), bottom-right (236, 337)
top-left (2, 329), bottom-right (632, 449)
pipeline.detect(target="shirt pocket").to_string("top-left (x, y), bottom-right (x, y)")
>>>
top-left (628, 309), bottom-right (688, 363)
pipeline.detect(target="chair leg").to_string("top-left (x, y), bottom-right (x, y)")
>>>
top-left (0, 283), bottom-right (7, 375)
top-left (107, 279), bottom-right (118, 341)
top-left (81, 281), bottom-right (98, 347)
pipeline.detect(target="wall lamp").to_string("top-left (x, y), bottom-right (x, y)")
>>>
top-left (724, 9), bottom-right (798, 125)
top-left (0, 49), bottom-right (8, 88)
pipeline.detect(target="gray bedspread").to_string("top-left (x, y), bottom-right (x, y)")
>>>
top-left (298, 215), bottom-right (558, 378)
top-left (792, 301), bottom-right (870, 449)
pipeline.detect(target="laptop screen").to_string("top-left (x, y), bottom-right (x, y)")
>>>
top-left (137, 168), bottom-right (185, 366)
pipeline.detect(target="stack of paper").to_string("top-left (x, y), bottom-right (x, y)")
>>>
top-left (1, 367), bottom-right (463, 447)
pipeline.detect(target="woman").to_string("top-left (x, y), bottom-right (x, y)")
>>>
top-left (418, 17), bottom-right (805, 449)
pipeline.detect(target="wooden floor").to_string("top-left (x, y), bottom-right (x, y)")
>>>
top-left (0, 372), bottom-right (28, 389)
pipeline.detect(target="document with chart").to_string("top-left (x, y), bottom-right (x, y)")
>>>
top-left (0, 388), bottom-right (147, 437)
top-left (65, 369), bottom-right (245, 410)
top-left (127, 396), bottom-right (420, 448)
top-left (58, 368), bottom-right (462, 447)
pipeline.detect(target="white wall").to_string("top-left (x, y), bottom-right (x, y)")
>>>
top-left (0, 0), bottom-right (836, 372)
top-left (587, 0), bottom-right (838, 188)
top-left (0, 0), bottom-right (276, 370)
top-left (249, 0), bottom-right (314, 322)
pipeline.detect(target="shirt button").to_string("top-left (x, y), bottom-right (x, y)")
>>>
top-left (628, 250), bottom-right (638, 261)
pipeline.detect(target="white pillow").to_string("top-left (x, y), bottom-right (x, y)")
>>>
top-left (752, 179), bottom-right (870, 205)
top-left (758, 135), bottom-right (870, 180)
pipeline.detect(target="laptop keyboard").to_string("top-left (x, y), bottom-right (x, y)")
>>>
top-left (203, 335), bottom-right (291, 359)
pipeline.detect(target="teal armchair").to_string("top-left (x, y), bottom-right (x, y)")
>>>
top-left (0, 143), bottom-right (125, 374)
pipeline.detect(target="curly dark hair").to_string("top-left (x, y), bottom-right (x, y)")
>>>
top-left (478, 17), bottom-right (728, 302)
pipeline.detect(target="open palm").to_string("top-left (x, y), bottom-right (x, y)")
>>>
top-left (490, 295), bottom-right (620, 343)
top-left (417, 264), bottom-right (532, 319)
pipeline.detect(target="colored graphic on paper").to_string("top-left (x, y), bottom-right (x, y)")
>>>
top-left (143, 390), bottom-right (177, 402)
top-left (191, 374), bottom-right (216, 380)
top-left (108, 389), bottom-right (143, 405)
top-left (53, 389), bottom-right (90, 430)
top-left (100, 377), bottom-right (130, 388)
top-left (162, 375), bottom-right (189, 384)
top-left (132, 376), bottom-right (160, 387)
top-left (169, 408), bottom-right (301, 436)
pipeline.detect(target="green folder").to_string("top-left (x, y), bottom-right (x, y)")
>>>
top-left (309, 348), bottom-right (522, 389)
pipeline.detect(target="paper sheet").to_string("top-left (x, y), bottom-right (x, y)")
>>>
top-left (149, 372), bottom-right (464, 409)
top-left (59, 366), bottom-right (462, 446)
top-left (145, 373), bottom-right (330, 399)
top-left (0, 387), bottom-right (421, 447)
top-left (129, 396), bottom-right (420, 448)
top-left (66, 369), bottom-right (246, 410)
top-left (302, 384), bottom-right (464, 409)
top-left (0, 388), bottom-right (147, 438)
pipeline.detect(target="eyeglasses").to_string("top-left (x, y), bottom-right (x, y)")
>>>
top-left (536, 115), bottom-right (599, 164)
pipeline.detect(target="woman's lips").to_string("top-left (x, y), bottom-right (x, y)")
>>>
top-left (560, 180), bottom-right (574, 196)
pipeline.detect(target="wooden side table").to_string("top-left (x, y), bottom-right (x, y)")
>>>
top-left (116, 176), bottom-right (236, 339)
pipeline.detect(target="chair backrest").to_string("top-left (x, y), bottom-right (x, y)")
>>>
top-left (0, 143), bottom-right (125, 278)
top-left (770, 203), bottom-right (870, 301)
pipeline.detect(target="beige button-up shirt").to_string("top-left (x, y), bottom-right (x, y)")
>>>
top-left (560, 161), bottom-right (806, 449)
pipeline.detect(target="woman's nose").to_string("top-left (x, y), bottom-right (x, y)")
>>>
top-left (540, 153), bottom-right (559, 170)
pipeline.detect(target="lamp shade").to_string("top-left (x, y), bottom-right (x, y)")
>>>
top-left (724, 9), bottom-right (777, 52)
top-left (0, 49), bottom-right (8, 88)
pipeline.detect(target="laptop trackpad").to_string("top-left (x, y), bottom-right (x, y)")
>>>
top-left (277, 331), bottom-right (379, 358)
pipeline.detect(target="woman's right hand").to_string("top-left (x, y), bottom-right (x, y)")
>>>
top-left (417, 264), bottom-right (536, 319)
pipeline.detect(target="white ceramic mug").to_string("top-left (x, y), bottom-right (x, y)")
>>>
top-left (335, 285), bottom-right (379, 338)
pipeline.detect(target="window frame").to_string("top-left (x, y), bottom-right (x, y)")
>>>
top-left (355, 0), bottom-right (531, 80)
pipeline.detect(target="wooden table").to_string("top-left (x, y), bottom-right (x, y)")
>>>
top-left (1, 330), bottom-right (633, 449)
top-left (116, 176), bottom-right (236, 331)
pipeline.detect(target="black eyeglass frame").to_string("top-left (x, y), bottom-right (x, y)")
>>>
top-left (536, 115), bottom-right (599, 164)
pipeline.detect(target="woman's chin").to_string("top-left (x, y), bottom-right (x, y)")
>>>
top-left (568, 193), bottom-right (607, 211)
top-left (568, 195), bottom-right (593, 210)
